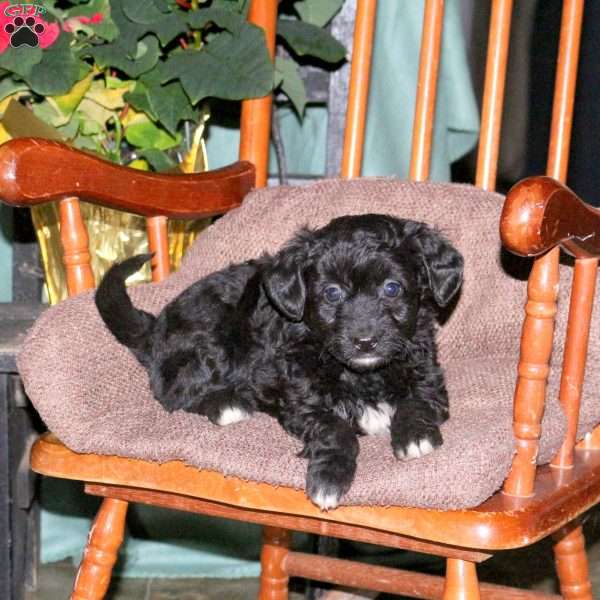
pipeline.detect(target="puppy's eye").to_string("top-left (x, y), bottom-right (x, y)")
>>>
top-left (383, 280), bottom-right (402, 297)
top-left (324, 285), bottom-right (343, 303)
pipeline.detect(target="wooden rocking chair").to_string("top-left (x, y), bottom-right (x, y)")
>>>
top-left (1, 0), bottom-right (600, 598)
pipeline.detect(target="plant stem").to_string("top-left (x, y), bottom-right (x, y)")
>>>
top-left (191, 0), bottom-right (201, 49)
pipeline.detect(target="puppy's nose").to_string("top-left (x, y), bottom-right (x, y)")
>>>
top-left (353, 337), bottom-right (378, 353)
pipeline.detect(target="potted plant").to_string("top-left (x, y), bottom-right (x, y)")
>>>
top-left (0, 0), bottom-right (346, 302)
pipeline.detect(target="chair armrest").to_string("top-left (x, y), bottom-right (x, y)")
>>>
top-left (0, 138), bottom-right (255, 219)
top-left (500, 176), bottom-right (600, 258)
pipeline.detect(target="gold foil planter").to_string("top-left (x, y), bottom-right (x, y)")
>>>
top-left (33, 122), bottom-right (210, 305)
top-left (32, 204), bottom-right (209, 304)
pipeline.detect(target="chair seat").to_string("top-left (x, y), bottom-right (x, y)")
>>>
top-left (17, 179), bottom-right (600, 514)
top-left (31, 432), bottom-right (600, 552)
top-left (23, 355), bottom-right (574, 511)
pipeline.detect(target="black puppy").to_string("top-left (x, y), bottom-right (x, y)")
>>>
top-left (95, 214), bottom-right (463, 510)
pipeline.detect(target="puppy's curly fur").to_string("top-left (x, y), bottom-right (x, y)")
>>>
top-left (95, 214), bottom-right (463, 510)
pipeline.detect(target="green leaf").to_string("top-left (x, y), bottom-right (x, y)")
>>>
top-left (137, 148), bottom-right (176, 171)
top-left (31, 100), bottom-right (65, 129)
top-left (0, 77), bottom-right (29, 103)
top-left (72, 132), bottom-right (101, 152)
top-left (294, 0), bottom-right (344, 27)
top-left (26, 35), bottom-right (87, 96)
top-left (80, 118), bottom-right (102, 135)
top-left (125, 68), bottom-right (195, 134)
top-left (277, 19), bottom-right (346, 63)
top-left (0, 47), bottom-right (42, 79)
top-left (161, 24), bottom-right (273, 104)
top-left (187, 7), bottom-right (245, 34)
top-left (125, 115), bottom-right (181, 150)
top-left (124, 81), bottom-right (157, 120)
top-left (144, 69), bottom-right (196, 134)
top-left (48, 71), bottom-right (94, 124)
top-left (122, 0), bottom-right (187, 45)
top-left (275, 57), bottom-right (306, 116)
top-left (108, 0), bottom-right (149, 55)
top-left (210, 0), bottom-right (247, 14)
top-left (56, 115), bottom-right (81, 140)
top-left (67, 0), bottom-right (119, 41)
top-left (84, 35), bottom-right (159, 77)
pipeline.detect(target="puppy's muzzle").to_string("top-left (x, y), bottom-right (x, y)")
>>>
top-left (353, 337), bottom-right (378, 353)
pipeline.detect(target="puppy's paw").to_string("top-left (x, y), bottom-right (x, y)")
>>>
top-left (392, 426), bottom-right (442, 461)
top-left (306, 455), bottom-right (356, 511)
top-left (200, 393), bottom-right (253, 426)
top-left (215, 405), bottom-right (252, 426)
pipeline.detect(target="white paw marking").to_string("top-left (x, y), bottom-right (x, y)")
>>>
top-left (396, 438), bottom-right (435, 461)
top-left (216, 407), bottom-right (251, 426)
top-left (358, 403), bottom-right (394, 436)
top-left (311, 489), bottom-right (340, 511)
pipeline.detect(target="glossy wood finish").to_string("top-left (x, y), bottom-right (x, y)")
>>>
top-left (503, 245), bottom-right (560, 498)
top-left (500, 177), bottom-right (600, 259)
top-left (238, 0), bottom-right (277, 188)
top-left (475, 0), bottom-right (513, 191)
top-left (259, 527), bottom-right (291, 600)
top-left (146, 216), bottom-right (170, 282)
top-left (553, 523), bottom-right (593, 600)
top-left (546, 0), bottom-right (584, 183)
top-left (83, 481), bottom-right (490, 563)
top-left (0, 138), bottom-right (255, 218)
top-left (552, 258), bottom-right (598, 468)
top-left (443, 559), bottom-right (480, 600)
top-left (409, 0), bottom-right (444, 181)
top-left (285, 553), bottom-right (558, 600)
top-left (340, 0), bottom-right (377, 178)
top-left (70, 498), bottom-right (128, 600)
top-left (58, 197), bottom-right (95, 295)
top-left (30, 434), bottom-right (600, 552)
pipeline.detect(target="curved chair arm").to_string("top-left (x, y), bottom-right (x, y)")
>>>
top-left (500, 176), bottom-right (600, 258)
top-left (0, 138), bottom-right (255, 219)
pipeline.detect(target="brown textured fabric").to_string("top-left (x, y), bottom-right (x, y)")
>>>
top-left (17, 178), bottom-right (600, 509)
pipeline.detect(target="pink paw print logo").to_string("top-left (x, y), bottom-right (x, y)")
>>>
top-left (5, 14), bottom-right (45, 47)
top-left (0, 3), bottom-right (59, 52)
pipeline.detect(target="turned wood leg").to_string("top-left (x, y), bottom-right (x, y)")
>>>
top-left (443, 558), bottom-right (480, 600)
top-left (553, 522), bottom-right (593, 600)
top-left (71, 498), bottom-right (128, 600)
top-left (259, 526), bottom-right (292, 600)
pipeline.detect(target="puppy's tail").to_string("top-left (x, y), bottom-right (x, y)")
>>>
top-left (95, 254), bottom-right (156, 361)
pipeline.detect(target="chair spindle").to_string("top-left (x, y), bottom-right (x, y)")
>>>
top-left (340, 0), bottom-right (378, 179)
top-left (553, 258), bottom-right (598, 468)
top-left (409, 0), bottom-right (445, 182)
top-left (146, 215), bottom-right (170, 282)
top-left (59, 196), bottom-right (95, 296)
top-left (475, 0), bottom-right (514, 191)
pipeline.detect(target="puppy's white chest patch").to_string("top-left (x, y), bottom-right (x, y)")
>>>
top-left (358, 403), bottom-right (394, 435)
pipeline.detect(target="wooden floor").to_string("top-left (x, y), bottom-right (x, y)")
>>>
top-left (26, 507), bottom-right (600, 599)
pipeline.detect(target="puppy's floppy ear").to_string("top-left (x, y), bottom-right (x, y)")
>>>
top-left (412, 226), bottom-right (464, 307)
top-left (262, 237), bottom-right (309, 321)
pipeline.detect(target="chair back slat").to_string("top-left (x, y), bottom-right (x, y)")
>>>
top-left (546, 0), bottom-right (584, 182)
top-left (340, 0), bottom-right (377, 179)
top-left (475, 0), bottom-right (513, 191)
top-left (504, 0), bottom-right (584, 495)
top-left (146, 216), bottom-right (171, 283)
top-left (409, 0), bottom-right (444, 182)
top-left (239, 0), bottom-right (278, 188)
top-left (59, 197), bottom-right (95, 296)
